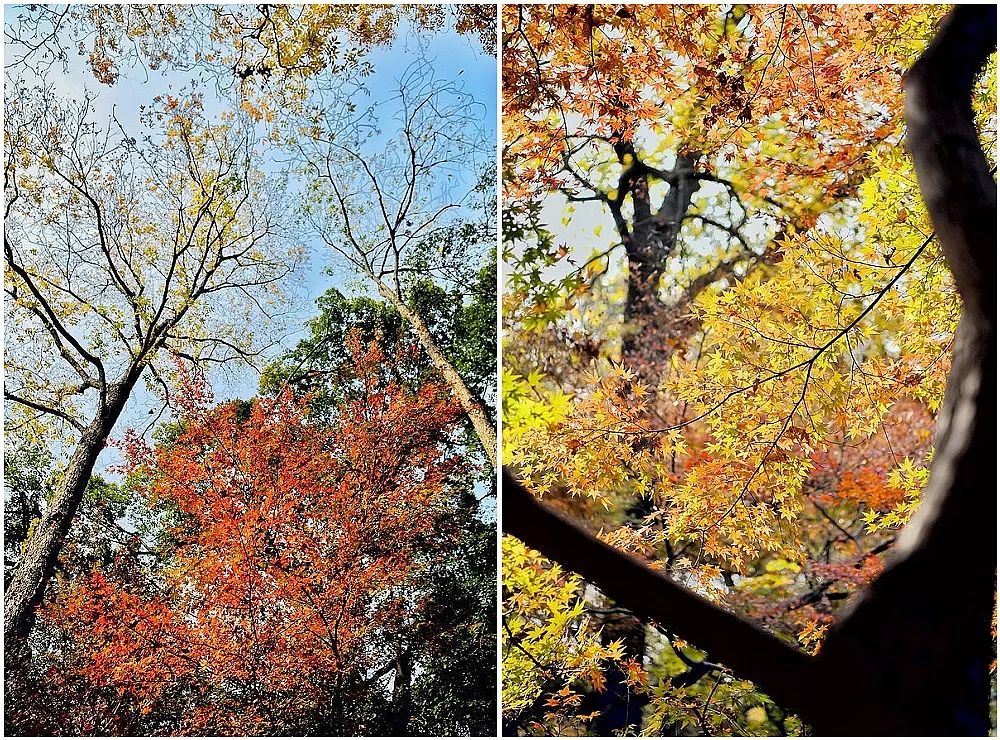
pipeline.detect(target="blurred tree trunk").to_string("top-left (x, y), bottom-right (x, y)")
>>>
top-left (811, 5), bottom-right (997, 734)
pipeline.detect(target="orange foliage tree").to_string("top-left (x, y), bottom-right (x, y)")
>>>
top-left (36, 335), bottom-right (465, 735)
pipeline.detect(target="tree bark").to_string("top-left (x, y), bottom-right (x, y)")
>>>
top-left (616, 147), bottom-right (699, 361)
top-left (812, 5), bottom-right (997, 734)
top-left (503, 6), bottom-right (996, 734)
top-left (390, 649), bottom-right (413, 735)
top-left (4, 379), bottom-right (135, 642)
top-left (375, 279), bottom-right (497, 468)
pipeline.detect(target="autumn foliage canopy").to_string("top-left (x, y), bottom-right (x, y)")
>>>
top-left (502, 4), bottom-right (995, 735)
top-left (33, 336), bottom-right (464, 734)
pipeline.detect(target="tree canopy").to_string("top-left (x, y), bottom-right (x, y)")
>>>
top-left (4, 4), bottom-right (497, 736)
top-left (502, 4), bottom-right (995, 736)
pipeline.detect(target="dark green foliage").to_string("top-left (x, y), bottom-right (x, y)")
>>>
top-left (408, 254), bottom-right (497, 409)
top-left (260, 255), bottom-right (497, 428)
top-left (259, 290), bottom-right (420, 411)
top-left (409, 515), bottom-right (497, 736)
top-left (4, 444), bottom-right (50, 586)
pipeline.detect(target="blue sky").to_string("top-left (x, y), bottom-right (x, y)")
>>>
top-left (9, 11), bottom-right (495, 359)
top-left (4, 7), bottom-right (496, 471)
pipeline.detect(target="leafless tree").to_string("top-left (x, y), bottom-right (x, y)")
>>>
top-left (299, 59), bottom-right (497, 466)
top-left (4, 80), bottom-right (301, 642)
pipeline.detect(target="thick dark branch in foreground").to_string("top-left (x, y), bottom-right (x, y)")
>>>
top-left (811, 7), bottom-right (996, 734)
top-left (905, 5), bottom-right (996, 328)
top-left (502, 468), bottom-right (814, 717)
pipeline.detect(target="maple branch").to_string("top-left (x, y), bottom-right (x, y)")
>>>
top-left (695, 171), bottom-right (793, 220)
top-left (654, 627), bottom-right (727, 688)
top-left (681, 212), bottom-right (750, 251)
top-left (905, 9), bottom-right (996, 327)
top-left (577, 227), bottom-right (938, 441)
top-left (805, 495), bottom-right (861, 551)
top-left (502, 618), bottom-right (558, 678)
top-left (558, 242), bottom-right (623, 285)
top-left (669, 247), bottom-right (765, 309)
top-left (502, 468), bottom-right (815, 717)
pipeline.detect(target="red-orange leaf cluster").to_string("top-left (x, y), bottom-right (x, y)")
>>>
top-left (44, 334), bottom-right (464, 733)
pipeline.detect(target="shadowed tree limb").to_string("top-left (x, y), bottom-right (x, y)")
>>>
top-left (503, 469), bottom-right (815, 719)
top-left (813, 5), bottom-right (997, 735)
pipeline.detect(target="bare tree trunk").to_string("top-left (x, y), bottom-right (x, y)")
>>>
top-left (4, 380), bottom-right (134, 642)
top-left (504, 6), bottom-right (996, 734)
top-left (390, 649), bottom-right (413, 735)
top-left (621, 151), bottom-right (697, 360)
top-left (375, 279), bottom-right (497, 468)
